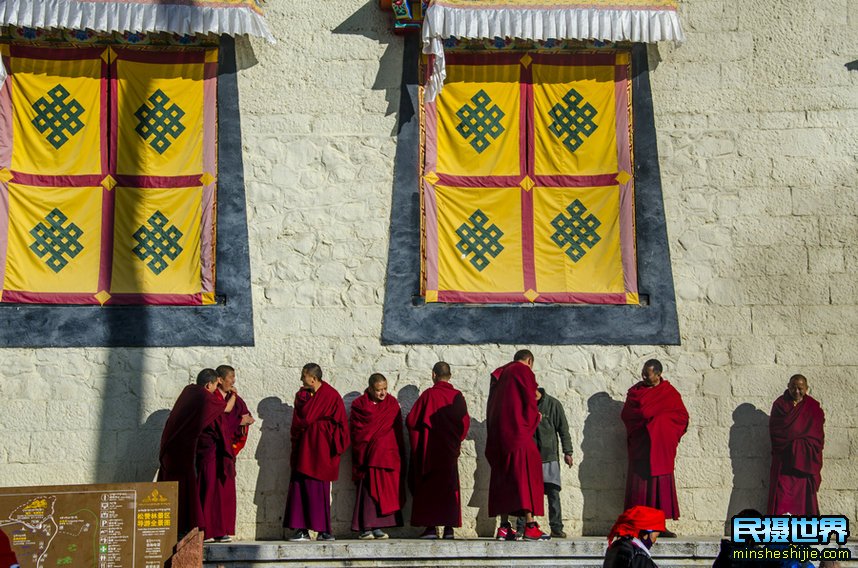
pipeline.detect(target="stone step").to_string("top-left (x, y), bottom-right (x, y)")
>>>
top-left (203, 538), bottom-right (724, 567)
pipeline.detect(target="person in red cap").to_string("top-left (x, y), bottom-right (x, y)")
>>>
top-left (603, 505), bottom-right (666, 568)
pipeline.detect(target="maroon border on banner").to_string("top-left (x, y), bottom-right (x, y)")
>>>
top-left (445, 53), bottom-right (527, 66)
top-left (1, 290), bottom-right (100, 304)
top-left (112, 48), bottom-right (206, 65)
top-left (435, 290), bottom-right (631, 304)
top-left (7, 173), bottom-right (107, 187)
top-left (107, 293), bottom-right (203, 305)
top-left (533, 173), bottom-right (621, 187)
top-left (8, 45), bottom-right (107, 61)
top-left (114, 175), bottom-right (204, 188)
top-left (529, 52), bottom-right (619, 67)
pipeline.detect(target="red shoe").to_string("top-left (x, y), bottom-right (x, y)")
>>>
top-left (523, 523), bottom-right (550, 541)
top-left (495, 523), bottom-right (518, 541)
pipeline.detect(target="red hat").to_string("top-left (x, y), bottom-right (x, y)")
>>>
top-left (608, 506), bottom-right (667, 543)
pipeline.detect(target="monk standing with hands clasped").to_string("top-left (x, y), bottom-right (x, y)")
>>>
top-left (284, 363), bottom-right (349, 542)
top-left (768, 374), bottom-right (824, 516)
top-left (349, 373), bottom-right (407, 540)
top-left (621, 359), bottom-right (688, 537)
top-left (406, 362), bottom-right (470, 540)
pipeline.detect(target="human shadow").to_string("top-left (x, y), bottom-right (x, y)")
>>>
top-left (253, 396), bottom-right (294, 539)
top-left (579, 392), bottom-right (627, 536)
top-left (127, 409), bottom-right (170, 482)
top-left (725, 403), bottom-right (771, 534)
top-left (397, 384), bottom-right (420, 418)
top-left (394, 384), bottom-right (420, 536)
top-left (466, 417), bottom-right (495, 537)
top-left (331, 1), bottom-right (403, 128)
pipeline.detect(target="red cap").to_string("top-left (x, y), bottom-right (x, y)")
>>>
top-left (608, 506), bottom-right (667, 543)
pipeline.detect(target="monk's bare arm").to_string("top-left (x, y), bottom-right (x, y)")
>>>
top-left (224, 391), bottom-right (238, 413)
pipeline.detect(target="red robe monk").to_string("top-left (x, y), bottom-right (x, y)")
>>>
top-left (349, 374), bottom-right (406, 539)
top-left (486, 350), bottom-right (548, 540)
top-left (768, 374), bottom-right (824, 515)
top-left (621, 360), bottom-right (689, 522)
top-left (198, 365), bottom-right (255, 541)
top-left (0, 528), bottom-right (18, 568)
top-left (159, 369), bottom-right (230, 536)
top-left (406, 362), bottom-right (469, 539)
top-left (284, 363), bottom-right (349, 541)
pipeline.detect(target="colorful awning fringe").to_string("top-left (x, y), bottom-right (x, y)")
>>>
top-left (422, 0), bottom-right (684, 101)
top-left (0, 0), bottom-right (273, 43)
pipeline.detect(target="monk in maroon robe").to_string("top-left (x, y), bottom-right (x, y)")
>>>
top-left (622, 359), bottom-right (688, 530)
top-left (349, 373), bottom-right (406, 539)
top-left (768, 374), bottom-right (824, 515)
top-left (159, 368), bottom-right (233, 536)
top-left (284, 363), bottom-right (349, 541)
top-left (486, 349), bottom-right (549, 541)
top-left (0, 528), bottom-right (18, 568)
top-left (406, 361), bottom-right (469, 540)
top-left (198, 365), bottom-right (255, 542)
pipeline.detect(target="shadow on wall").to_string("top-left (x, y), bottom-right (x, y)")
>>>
top-left (725, 403), bottom-right (771, 534)
top-left (331, 1), bottom-right (405, 135)
top-left (466, 418), bottom-right (495, 537)
top-left (253, 396), bottom-right (294, 539)
top-left (579, 392), bottom-right (627, 536)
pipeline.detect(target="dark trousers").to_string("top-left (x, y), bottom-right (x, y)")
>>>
top-left (516, 483), bottom-right (562, 532)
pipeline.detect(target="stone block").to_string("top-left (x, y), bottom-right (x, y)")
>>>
top-left (801, 306), bottom-right (858, 335)
top-left (752, 306), bottom-right (802, 335)
top-left (702, 370), bottom-right (731, 397)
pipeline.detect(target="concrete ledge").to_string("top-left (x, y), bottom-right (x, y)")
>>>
top-left (203, 538), bottom-right (724, 567)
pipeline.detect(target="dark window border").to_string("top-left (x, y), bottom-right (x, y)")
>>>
top-left (0, 36), bottom-right (254, 347)
top-left (382, 38), bottom-right (679, 345)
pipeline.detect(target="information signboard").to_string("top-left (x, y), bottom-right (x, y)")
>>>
top-left (0, 482), bottom-right (178, 568)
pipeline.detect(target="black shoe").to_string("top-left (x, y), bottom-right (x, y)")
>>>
top-left (317, 532), bottom-right (336, 541)
top-left (660, 529), bottom-right (677, 538)
top-left (289, 529), bottom-right (310, 541)
top-left (550, 529), bottom-right (567, 538)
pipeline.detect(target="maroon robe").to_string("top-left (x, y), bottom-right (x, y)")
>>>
top-left (158, 384), bottom-right (226, 535)
top-left (486, 361), bottom-right (544, 517)
top-left (350, 392), bottom-right (406, 517)
top-left (406, 381), bottom-right (470, 527)
top-left (621, 380), bottom-right (689, 520)
top-left (0, 529), bottom-right (17, 568)
top-left (198, 393), bottom-right (252, 538)
top-left (284, 381), bottom-right (349, 531)
top-left (768, 393), bottom-right (824, 515)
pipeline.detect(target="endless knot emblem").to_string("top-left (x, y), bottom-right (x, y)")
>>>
top-left (134, 90), bottom-right (186, 154)
top-left (547, 88), bottom-right (598, 153)
top-left (455, 209), bottom-right (504, 272)
top-left (550, 199), bottom-right (601, 262)
top-left (29, 208), bottom-right (84, 273)
top-left (455, 90), bottom-right (505, 154)
top-left (132, 211), bottom-right (184, 275)
top-left (31, 85), bottom-right (85, 150)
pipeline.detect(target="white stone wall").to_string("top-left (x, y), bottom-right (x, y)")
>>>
top-left (1, 0), bottom-right (857, 539)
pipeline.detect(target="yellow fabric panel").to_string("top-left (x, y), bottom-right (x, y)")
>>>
top-left (436, 64), bottom-right (520, 177)
top-left (115, 59), bottom-right (204, 177)
top-left (5, 183), bottom-right (102, 293)
top-left (10, 57), bottom-right (102, 176)
top-left (436, 185), bottom-right (522, 293)
top-left (532, 63), bottom-right (617, 176)
top-left (533, 185), bottom-right (624, 294)
top-left (110, 186), bottom-right (202, 295)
